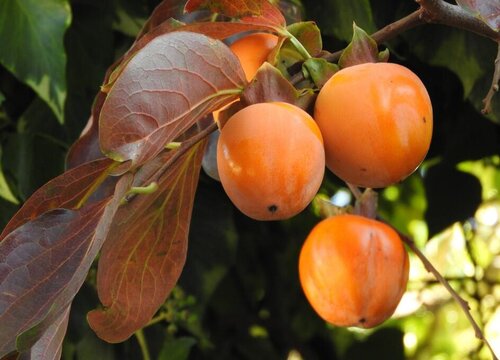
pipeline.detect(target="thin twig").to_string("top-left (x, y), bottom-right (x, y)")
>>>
top-left (482, 41), bottom-right (500, 114)
top-left (400, 233), bottom-right (499, 360)
top-left (134, 329), bottom-right (151, 360)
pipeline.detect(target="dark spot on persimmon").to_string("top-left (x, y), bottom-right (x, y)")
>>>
top-left (268, 204), bottom-right (278, 213)
top-left (361, 168), bottom-right (367, 172)
top-left (359, 317), bottom-right (366, 324)
top-left (423, 116), bottom-right (426, 123)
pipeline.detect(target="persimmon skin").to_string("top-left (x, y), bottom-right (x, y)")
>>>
top-left (299, 214), bottom-right (409, 328)
top-left (213, 33), bottom-right (278, 124)
top-left (217, 102), bottom-right (325, 221)
top-left (229, 32), bottom-right (279, 81)
top-left (314, 62), bottom-right (433, 188)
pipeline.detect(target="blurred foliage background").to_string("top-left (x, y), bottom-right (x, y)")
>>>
top-left (0, 0), bottom-right (499, 359)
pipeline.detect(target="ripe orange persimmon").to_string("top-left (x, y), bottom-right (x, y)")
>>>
top-left (299, 214), bottom-right (409, 328)
top-left (230, 32), bottom-right (279, 81)
top-left (314, 62), bottom-right (433, 188)
top-left (213, 33), bottom-right (278, 124)
top-left (217, 102), bottom-right (325, 221)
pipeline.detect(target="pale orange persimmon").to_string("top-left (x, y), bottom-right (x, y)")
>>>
top-left (230, 32), bottom-right (279, 81)
top-left (213, 33), bottom-right (279, 124)
top-left (299, 214), bottom-right (409, 328)
top-left (314, 62), bottom-right (433, 188)
top-left (217, 102), bottom-right (325, 221)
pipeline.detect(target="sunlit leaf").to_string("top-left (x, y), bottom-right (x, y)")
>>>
top-left (99, 31), bottom-right (245, 169)
top-left (0, 149), bottom-right (18, 205)
top-left (87, 142), bottom-right (206, 343)
top-left (0, 0), bottom-right (71, 123)
top-left (456, 0), bottom-right (500, 31)
top-left (0, 158), bottom-right (115, 240)
top-left (286, 21), bottom-right (322, 56)
top-left (0, 174), bottom-right (131, 357)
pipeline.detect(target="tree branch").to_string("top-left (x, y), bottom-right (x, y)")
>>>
top-left (482, 41), bottom-right (500, 114)
top-left (400, 233), bottom-right (499, 360)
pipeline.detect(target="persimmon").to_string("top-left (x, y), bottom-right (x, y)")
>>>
top-left (314, 62), bottom-right (433, 188)
top-left (213, 33), bottom-right (279, 124)
top-left (217, 102), bottom-right (325, 221)
top-left (229, 32), bottom-right (279, 81)
top-left (299, 214), bottom-right (409, 328)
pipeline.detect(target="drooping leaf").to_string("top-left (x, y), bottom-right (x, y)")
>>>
top-left (0, 158), bottom-right (115, 240)
top-left (16, 305), bottom-right (71, 360)
top-left (0, 0), bottom-right (71, 123)
top-left (98, 31), bottom-right (246, 169)
top-left (87, 142), bottom-right (206, 343)
top-left (0, 174), bottom-right (131, 357)
top-left (65, 116), bottom-right (104, 170)
top-left (456, 0), bottom-right (500, 31)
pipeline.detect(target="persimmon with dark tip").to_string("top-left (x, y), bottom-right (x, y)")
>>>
top-left (314, 62), bottom-right (433, 188)
top-left (217, 102), bottom-right (325, 221)
top-left (299, 214), bottom-right (409, 328)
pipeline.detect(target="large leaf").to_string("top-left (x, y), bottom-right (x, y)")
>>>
top-left (0, 158), bottom-right (115, 240)
top-left (98, 31), bottom-right (245, 169)
top-left (0, 174), bottom-right (131, 357)
top-left (87, 142), bottom-right (206, 343)
top-left (16, 305), bottom-right (71, 360)
top-left (185, 0), bottom-right (266, 17)
top-left (456, 0), bottom-right (500, 31)
top-left (0, 0), bottom-right (71, 123)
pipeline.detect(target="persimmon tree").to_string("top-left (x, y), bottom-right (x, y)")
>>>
top-left (0, 0), bottom-right (499, 359)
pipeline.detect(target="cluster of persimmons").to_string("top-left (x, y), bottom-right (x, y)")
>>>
top-left (208, 32), bottom-right (433, 328)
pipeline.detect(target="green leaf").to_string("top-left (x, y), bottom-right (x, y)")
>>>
top-left (0, 0), bottom-right (72, 123)
top-left (286, 21), bottom-right (322, 56)
top-left (302, 58), bottom-right (338, 88)
top-left (158, 337), bottom-right (196, 360)
top-left (308, 0), bottom-right (375, 42)
top-left (410, 29), bottom-right (486, 98)
top-left (0, 91), bottom-right (4, 105)
top-left (338, 23), bottom-right (379, 68)
top-left (0, 147), bottom-right (18, 204)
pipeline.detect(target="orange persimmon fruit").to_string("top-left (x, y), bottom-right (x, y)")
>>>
top-left (299, 214), bottom-right (409, 328)
top-left (213, 33), bottom-right (279, 124)
top-left (217, 102), bottom-right (325, 221)
top-left (314, 62), bottom-right (433, 188)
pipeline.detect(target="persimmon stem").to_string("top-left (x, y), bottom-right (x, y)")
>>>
top-left (399, 233), bottom-right (499, 360)
top-left (346, 183), bottom-right (362, 200)
top-left (285, 30), bottom-right (312, 60)
top-left (135, 329), bottom-right (151, 360)
top-left (482, 41), bottom-right (500, 114)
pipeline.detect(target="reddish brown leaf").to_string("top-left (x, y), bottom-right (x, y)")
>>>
top-left (66, 116), bottom-right (104, 169)
top-left (16, 305), bottom-right (70, 359)
top-left (239, 0), bottom-right (286, 27)
top-left (241, 62), bottom-right (299, 105)
top-left (87, 142), bottom-right (206, 343)
top-left (98, 31), bottom-right (245, 169)
top-left (0, 158), bottom-right (115, 240)
top-left (185, 0), bottom-right (263, 17)
top-left (0, 175), bottom-right (131, 357)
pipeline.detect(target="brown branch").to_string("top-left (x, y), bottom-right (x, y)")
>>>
top-left (292, 0), bottom-right (499, 86)
top-left (400, 233), bottom-right (499, 360)
top-left (418, 0), bottom-right (499, 42)
top-left (482, 41), bottom-right (500, 114)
